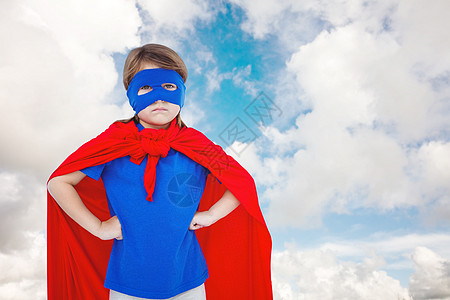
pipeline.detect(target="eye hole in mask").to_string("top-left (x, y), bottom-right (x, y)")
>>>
top-left (137, 83), bottom-right (178, 95)
top-left (162, 83), bottom-right (177, 91)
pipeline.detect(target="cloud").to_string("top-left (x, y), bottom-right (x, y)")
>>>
top-left (229, 0), bottom-right (290, 39)
top-left (272, 247), bottom-right (411, 300)
top-left (204, 65), bottom-right (255, 95)
top-left (225, 141), bottom-right (287, 192)
top-left (0, 171), bottom-right (46, 252)
top-left (136, 0), bottom-right (221, 49)
top-left (0, 0), bottom-right (141, 177)
top-left (226, 0), bottom-right (450, 228)
top-left (137, 0), bottom-right (218, 32)
top-left (316, 233), bottom-right (450, 273)
top-left (0, 169), bottom-right (47, 299)
top-left (265, 232), bottom-right (450, 299)
top-left (205, 67), bottom-right (234, 93)
top-left (272, 237), bottom-right (450, 299)
top-left (409, 247), bottom-right (450, 300)
top-left (178, 96), bottom-right (205, 127)
top-left (0, 232), bottom-right (46, 300)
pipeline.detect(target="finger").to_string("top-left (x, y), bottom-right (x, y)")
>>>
top-left (190, 223), bottom-right (204, 231)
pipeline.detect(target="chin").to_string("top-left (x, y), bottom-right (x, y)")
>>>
top-left (139, 118), bottom-right (173, 129)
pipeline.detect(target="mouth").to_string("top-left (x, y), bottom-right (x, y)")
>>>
top-left (151, 107), bottom-right (168, 112)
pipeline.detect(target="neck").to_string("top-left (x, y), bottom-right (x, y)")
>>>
top-left (139, 119), bottom-right (172, 130)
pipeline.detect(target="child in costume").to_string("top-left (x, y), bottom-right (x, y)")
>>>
top-left (47, 44), bottom-right (273, 300)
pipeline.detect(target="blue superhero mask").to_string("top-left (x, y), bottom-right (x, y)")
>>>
top-left (127, 68), bottom-right (186, 114)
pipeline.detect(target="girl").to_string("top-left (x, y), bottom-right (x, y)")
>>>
top-left (47, 44), bottom-right (272, 300)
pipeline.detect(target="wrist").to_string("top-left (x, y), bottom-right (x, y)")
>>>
top-left (206, 209), bottom-right (219, 225)
top-left (89, 219), bottom-right (103, 238)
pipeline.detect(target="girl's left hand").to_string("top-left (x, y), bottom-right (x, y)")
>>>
top-left (189, 211), bottom-right (215, 230)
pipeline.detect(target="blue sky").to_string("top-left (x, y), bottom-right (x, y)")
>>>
top-left (1, 0), bottom-right (450, 299)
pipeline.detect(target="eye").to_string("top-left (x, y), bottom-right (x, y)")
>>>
top-left (162, 83), bottom-right (177, 91)
top-left (138, 85), bottom-right (153, 95)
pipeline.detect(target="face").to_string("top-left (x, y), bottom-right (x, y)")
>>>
top-left (135, 62), bottom-right (181, 129)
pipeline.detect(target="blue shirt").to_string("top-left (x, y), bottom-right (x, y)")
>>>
top-left (81, 123), bottom-right (209, 299)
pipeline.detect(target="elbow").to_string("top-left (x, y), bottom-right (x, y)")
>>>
top-left (47, 177), bottom-right (56, 193)
top-left (47, 175), bottom-right (71, 196)
top-left (47, 177), bottom-right (61, 196)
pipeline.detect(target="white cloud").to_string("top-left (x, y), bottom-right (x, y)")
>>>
top-left (316, 233), bottom-right (450, 269)
top-left (137, 0), bottom-right (217, 33)
top-left (409, 247), bottom-right (450, 300)
top-left (392, 0), bottom-right (450, 77)
top-left (272, 236), bottom-right (450, 299)
top-left (409, 141), bottom-right (450, 193)
top-left (0, 232), bottom-right (46, 300)
top-left (20, 0), bottom-right (141, 54)
top-left (136, 0), bottom-right (222, 52)
top-left (0, 171), bottom-right (46, 252)
top-left (0, 0), bottom-right (141, 177)
top-left (205, 67), bottom-right (233, 93)
top-left (272, 247), bottom-right (411, 300)
top-left (229, 0), bottom-right (397, 56)
top-left (287, 23), bottom-right (441, 142)
top-left (228, 0), bottom-right (290, 39)
top-left (204, 65), bottom-right (255, 95)
top-left (226, 0), bottom-right (450, 228)
top-left (179, 96), bottom-right (205, 128)
top-left (188, 48), bottom-right (216, 75)
top-left (0, 170), bottom-right (47, 299)
top-left (231, 65), bottom-right (258, 96)
top-left (225, 141), bottom-right (286, 190)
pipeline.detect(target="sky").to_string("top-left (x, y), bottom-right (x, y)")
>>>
top-left (1, 0), bottom-right (450, 299)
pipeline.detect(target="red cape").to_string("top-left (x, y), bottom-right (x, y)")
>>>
top-left (47, 120), bottom-right (273, 299)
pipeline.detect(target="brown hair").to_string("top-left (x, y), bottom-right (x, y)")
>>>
top-left (121, 44), bottom-right (187, 128)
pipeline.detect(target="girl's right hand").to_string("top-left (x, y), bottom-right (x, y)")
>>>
top-left (95, 216), bottom-right (123, 241)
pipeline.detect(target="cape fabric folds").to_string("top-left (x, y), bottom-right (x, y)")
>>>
top-left (47, 119), bottom-right (273, 300)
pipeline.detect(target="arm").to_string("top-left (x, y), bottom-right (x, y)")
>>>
top-left (189, 189), bottom-right (240, 230)
top-left (47, 171), bottom-right (122, 240)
